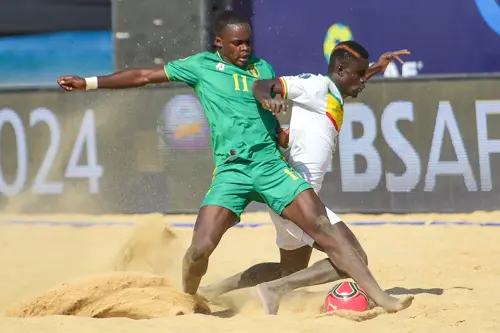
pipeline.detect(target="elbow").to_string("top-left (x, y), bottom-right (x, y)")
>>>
top-left (137, 73), bottom-right (151, 87)
top-left (134, 69), bottom-right (157, 87)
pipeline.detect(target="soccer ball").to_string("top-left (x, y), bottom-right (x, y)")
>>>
top-left (324, 281), bottom-right (369, 312)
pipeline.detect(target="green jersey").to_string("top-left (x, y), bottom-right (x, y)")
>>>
top-left (164, 51), bottom-right (281, 166)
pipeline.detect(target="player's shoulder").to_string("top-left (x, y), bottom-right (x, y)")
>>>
top-left (194, 51), bottom-right (216, 61)
top-left (282, 73), bottom-right (323, 82)
top-left (248, 55), bottom-right (275, 78)
top-left (250, 55), bottom-right (272, 67)
top-left (250, 56), bottom-right (275, 73)
top-left (197, 51), bottom-right (219, 59)
top-left (284, 73), bottom-right (328, 90)
top-left (298, 73), bottom-right (325, 82)
top-left (174, 51), bottom-right (214, 64)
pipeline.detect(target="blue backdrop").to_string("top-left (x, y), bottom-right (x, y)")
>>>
top-left (252, 0), bottom-right (500, 77)
top-left (0, 31), bottom-right (113, 88)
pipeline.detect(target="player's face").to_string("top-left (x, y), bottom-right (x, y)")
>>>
top-left (340, 58), bottom-right (369, 98)
top-left (215, 23), bottom-right (252, 67)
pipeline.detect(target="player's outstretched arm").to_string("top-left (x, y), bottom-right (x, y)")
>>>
top-left (365, 49), bottom-right (411, 80)
top-left (57, 68), bottom-right (169, 91)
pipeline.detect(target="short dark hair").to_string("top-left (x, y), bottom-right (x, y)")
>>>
top-left (327, 40), bottom-right (369, 74)
top-left (214, 10), bottom-right (249, 36)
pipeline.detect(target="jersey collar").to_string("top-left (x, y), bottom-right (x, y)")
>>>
top-left (325, 75), bottom-right (344, 105)
top-left (216, 50), bottom-right (225, 62)
top-left (216, 50), bottom-right (255, 70)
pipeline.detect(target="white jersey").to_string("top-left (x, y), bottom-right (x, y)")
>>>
top-left (270, 73), bottom-right (344, 251)
top-left (278, 73), bottom-right (344, 192)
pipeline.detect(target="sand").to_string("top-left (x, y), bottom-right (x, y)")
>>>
top-left (0, 211), bottom-right (499, 333)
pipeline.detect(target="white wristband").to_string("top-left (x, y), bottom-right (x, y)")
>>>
top-left (85, 77), bottom-right (98, 90)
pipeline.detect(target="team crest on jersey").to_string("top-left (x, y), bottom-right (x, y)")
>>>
top-left (298, 73), bottom-right (312, 79)
top-left (247, 63), bottom-right (260, 77)
top-left (216, 62), bottom-right (225, 71)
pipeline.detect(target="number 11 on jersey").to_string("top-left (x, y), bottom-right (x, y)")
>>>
top-left (233, 74), bottom-right (248, 92)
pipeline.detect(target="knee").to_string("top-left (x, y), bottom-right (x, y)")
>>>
top-left (311, 215), bottom-right (336, 245)
top-left (311, 217), bottom-right (369, 266)
top-left (312, 218), bottom-right (354, 260)
top-left (186, 239), bottom-right (217, 263)
top-left (315, 215), bottom-right (334, 233)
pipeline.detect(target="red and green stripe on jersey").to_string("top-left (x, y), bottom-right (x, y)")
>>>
top-left (326, 88), bottom-right (344, 133)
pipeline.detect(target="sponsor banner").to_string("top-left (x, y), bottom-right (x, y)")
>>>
top-left (319, 77), bottom-right (500, 213)
top-left (251, 0), bottom-right (500, 76)
top-left (1, 77), bottom-right (499, 214)
top-left (0, 86), bottom-right (213, 213)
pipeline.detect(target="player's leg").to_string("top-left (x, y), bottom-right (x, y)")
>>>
top-left (199, 246), bottom-right (311, 299)
top-left (280, 190), bottom-right (412, 312)
top-left (183, 205), bottom-right (237, 294)
top-left (298, 206), bottom-right (368, 263)
top-left (199, 207), bottom-right (312, 299)
top-left (256, 209), bottom-right (368, 314)
top-left (182, 163), bottom-right (252, 295)
top-left (256, 159), bottom-right (412, 313)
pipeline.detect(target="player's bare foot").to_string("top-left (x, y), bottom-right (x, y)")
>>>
top-left (382, 295), bottom-right (414, 313)
top-left (256, 283), bottom-right (284, 315)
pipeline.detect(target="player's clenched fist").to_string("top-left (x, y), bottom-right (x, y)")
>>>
top-left (261, 98), bottom-right (288, 115)
top-left (57, 76), bottom-right (87, 91)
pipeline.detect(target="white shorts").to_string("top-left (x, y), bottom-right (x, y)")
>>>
top-left (269, 206), bottom-right (342, 251)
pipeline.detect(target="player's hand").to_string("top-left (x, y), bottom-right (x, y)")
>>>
top-left (261, 98), bottom-right (288, 115)
top-left (375, 49), bottom-right (411, 72)
top-left (57, 76), bottom-right (87, 91)
top-left (277, 128), bottom-right (289, 148)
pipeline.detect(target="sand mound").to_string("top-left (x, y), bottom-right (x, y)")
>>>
top-left (6, 272), bottom-right (210, 319)
top-left (113, 215), bottom-right (182, 275)
top-left (319, 307), bottom-right (387, 321)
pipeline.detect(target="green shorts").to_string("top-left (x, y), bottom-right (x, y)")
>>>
top-left (201, 157), bottom-right (312, 218)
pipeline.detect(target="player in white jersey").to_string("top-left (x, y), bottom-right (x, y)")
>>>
top-left (200, 41), bottom-right (411, 314)
top-left (270, 70), bottom-right (346, 251)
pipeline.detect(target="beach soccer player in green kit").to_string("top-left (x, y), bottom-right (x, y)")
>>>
top-left (57, 10), bottom-right (412, 313)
